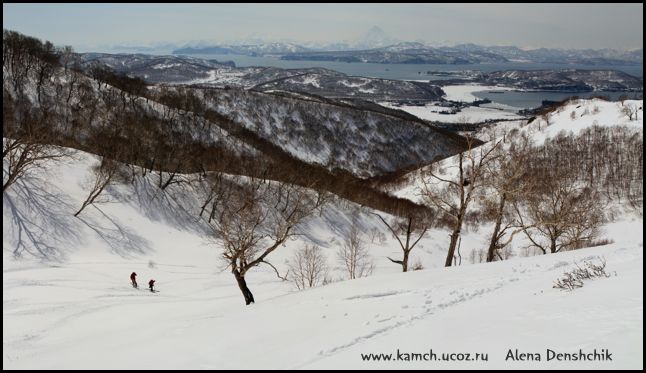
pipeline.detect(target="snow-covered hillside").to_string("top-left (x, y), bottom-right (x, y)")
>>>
top-left (80, 53), bottom-right (447, 101)
top-left (5, 241), bottom-right (643, 369)
top-left (442, 84), bottom-right (514, 103)
top-left (380, 101), bottom-right (522, 123)
top-left (5, 45), bottom-right (466, 181)
top-left (3, 30), bottom-right (643, 369)
top-left (190, 87), bottom-right (464, 177)
top-left (3, 133), bottom-right (643, 368)
top-left (390, 98), bottom-right (643, 204)
top-left (529, 98), bottom-right (643, 143)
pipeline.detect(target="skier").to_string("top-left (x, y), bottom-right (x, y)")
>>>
top-left (130, 272), bottom-right (138, 288)
top-left (148, 279), bottom-right (155, 292)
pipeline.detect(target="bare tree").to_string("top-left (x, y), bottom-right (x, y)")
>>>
top-left (34, 40), bottom-right (59, 106)
top-left (3, 98), bottom-right (69, 192)
top-left (288, 244), bottom-right (329, 290)
top-left (3, 139), bottom-right (69, 193)
top-left (4, 30), bottom-right (49, 95)
top-left (212, 178), bottom-right (325, 305)
top-left (74, 157), bottom-right (119, 217)
top-left (622, 103), bottom-right (640, 121)
top-left (367, 228), bottom-right (387, 244)
top-left (515, 173), bottom-right (604, 255)
top-left (618, 95), bottom-right (628, 106)
top-left (59, 45), bottom-right (78, 73)
top-left (198, 172), bottom-right (230, 222)
top-left (422, 135), bottom-right (503, 267)
top-left (375, 212), bottom-right (431, 272)
top-left (2, 33), bottom-right (70, 192)
top-left (337, 216), bottom-right (374, 279)
top-left (480, 131), bottom-right (533, 262)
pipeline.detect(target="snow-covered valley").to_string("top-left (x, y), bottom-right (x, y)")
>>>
top-left (3, 155), bottom-right (643, 368)
top-left (2, 21), bottom-right (644, 370)
top-left (4, 99), bottom-right (644, 367)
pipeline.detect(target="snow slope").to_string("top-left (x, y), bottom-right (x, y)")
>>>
top-left (379, 101), bottom-right (522, 123)
top-left (531, 98), bottom-right (643, 144)
top-left (442, 84), bottom-right (514, 103)
top-left (3, 139), bottom-right (643, 369)
top-left (190, 87), bottom-right (464, 177)
top-left (390, 98), bottom-right (643, 204)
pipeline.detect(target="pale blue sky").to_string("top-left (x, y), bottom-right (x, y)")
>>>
top-left (3, 3), bottom-right (643, 51)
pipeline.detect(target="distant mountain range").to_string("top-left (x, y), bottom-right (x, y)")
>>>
top-left (80, 53), bottom-right (643, 97)
top-left (79, 53), bottom-right (446, 102)
top-left (450, 43), bottom-right (644, 65)
top-left (437, 69), bottom-right (643, 92)
top-left (279, 43), bottom-right (643, 66)
top-left (100, 26), bottom-right (643, 66)
top-left (279, 42), bottom-right (509, 64)
top-left (171, 41), bottom-right (643, 66)
top-left (173, 42), bottom-right (311, 56)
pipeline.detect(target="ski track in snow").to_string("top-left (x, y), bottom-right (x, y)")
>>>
top-left (307, 274), bottom-right (513, 365)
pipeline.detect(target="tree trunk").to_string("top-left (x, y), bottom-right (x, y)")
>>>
top-left (233, 270), bottom-right (255, 305)
top-left (402, 250), bottom-right (409, 272)
top-left (3, 174), bottom-right (16, 193)
top-left (74, 202), bottom-right (89, 217)
top-left (160, 172), bottom-right (176, 190)
top-left (486, 193), bottom-right (506, 262)
top-left (445, 230), bottom-right (460, 267)
top-left (199, 196), bottom-right (211, 217)
top-left (445, 212), bottom-right (464, 267)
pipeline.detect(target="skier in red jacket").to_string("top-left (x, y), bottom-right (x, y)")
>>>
top-left (148, 279), bottom-right (155, 292)
top-left (130, 272), bottom-right (138, 288)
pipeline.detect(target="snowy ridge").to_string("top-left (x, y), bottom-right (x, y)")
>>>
top-left (530, 98), bottom-right (643, 143)
top-left (173, 42), bottom-right (311, 56)
top-left (190, 87), bottom-right (463, 177)
top-left (81, 53), bottom-right (446, 101)
top-left (6, 49), bottom-right (461, 180)
top-left (279, 43), bottom-right (643, 66)
top-left (4, 59), bottom-right (258, 162)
